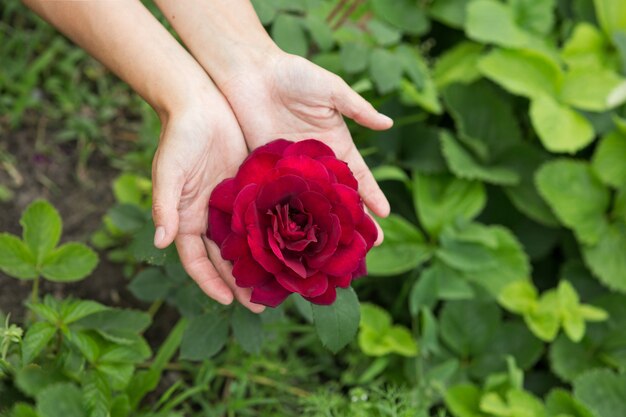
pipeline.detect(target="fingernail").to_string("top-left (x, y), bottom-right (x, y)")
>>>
top-left (154, 226), bottom-right (165, 247)
top-left (378, 112), bottom-right (393, 124)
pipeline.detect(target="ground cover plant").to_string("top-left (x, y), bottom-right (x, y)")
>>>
top-left (1, 0), bottom-right (626, 416)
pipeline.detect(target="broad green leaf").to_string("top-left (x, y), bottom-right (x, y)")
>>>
top-left (593, 0), bottom-right (626, 37)
top-left (574, 369), bottom-right (626, 417)
top-left (180, 312), bottom-right (228, 360)
top-left (40, 243), bottom-right (98, 282)
top-left (592, 130), bottom-right (626, 188)
top-left (21, 322), bottom-right (56, 365)
top-left (442, 81), bottom-right (522, 161)
top-left (271, 15), bottom-right (308, 56)
top-left (61, 299), bottom-right (108, 324)
top-left (445, 383), bottom-right (483, 417)
top-left (251, 0), bottom-right (276, 25)
top-left (580, 305), bottom-right (609, 321)
top-left (371, 165), bottom-right (409, 183)
top-left (479, 48), bottom-right (562, 99)
top-left (366, 214), bottom-right (432, 276)
top-left (546, 388), bottom-right (595, 417)
top-left (83, 371), bottom-right (111, 417)
top-left (499, 280), bottom-right (538, 314)
top-left (369, 48), bottom-right (403, 94)
top-left (67, 330), bottom-right (100, 363)
top-left (76, 309), bottom-right (151, 334)
top-left (112, 173), bottom-right (151, 207)
top-left (399, 124), bottom-right (448, 174)
top-left (560, 68), bottom-right (626, 111)
top-left (526, 290), bottom-right (560, 341)
top-left (129, 267), bottom-right (171, 302)
top-left (557, 280), bottom-right (586, 341)
top-left (583, 222), bottom-right (626, 293)
top-left (20, 200), bottom-right (61, 263)
top-left (36, 383), bottom-right (86, 417)
top-left (340, 42), bottom-right (369, 74)
top-left (433, 42), bottom-right (483, 88)
top-left (395, 45), bottom-right (426, 88)
top-left (312, 287), bottom-right (360, 353)
top-left (106, 204), bottom-right (145, 233)
top-left (614, 31), bottom-right (626, 73)
top-left (367, 19), bottom-right (401, 47)
top-left (0, 233), bottom-right (37, 279)
top-left (561, 23), bottom-right (610, 69)
top-left (305, 15), bottom-right (334, 51)
top-left (360, 303), bottom-right (392, 334)
top-left (413, 172), bottom-right (486, 236)
top-left (440, 131), bottom-right (520, 185)
top-left (440, 300), bottom-right (500, 357)
top-left (231, 306), bottom-right (264, 355)
top-left (399, 78), bottom-right (443, 114)
top-left (97, 362), bottom-right (134, 391)
top-left (536, 159), bottom-right (610, 245)
top-left (409, 266), bottom-right (439, 316)
top-left (430, 0), bottom-right (467, 29)
top-left (549, 334), bottom-right (605, 381)
top-left (466, 0), bottom-right (529, 48)
top-left (15, 366), bottom-right (66, 397)
top-left (370, 0), bottom-right (430, 35)
top-left (358, 304), bottom-right (417, 357)
top-left (509, 0), bottom-right (556, 35)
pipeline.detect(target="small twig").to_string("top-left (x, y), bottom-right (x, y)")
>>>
top-left (326, 0), bottom-right (348, 24)
top-left (332, 0), bottom-right (364, 31)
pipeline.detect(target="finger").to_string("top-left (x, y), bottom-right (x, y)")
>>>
top-left (345, 146), bottom-right (391, 218)
top-left (152, 150), bottom-right (185, 249)
top-left (331, 76), bottom-right (393, 130)
top-left (366, 210), bottom-right (384, 246)
top-left (176, 234), bottom-right (234, 305)
top-left (204, 238), bottom-right (266, 314)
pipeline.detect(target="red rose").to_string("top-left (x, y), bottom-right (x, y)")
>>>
top-left (207, 139), bottom-right (377, 307)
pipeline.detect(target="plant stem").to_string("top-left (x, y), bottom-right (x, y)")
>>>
top-left (31, 276), bottom-right (40, 305)
top-left (147, 299), bottom-right (164, 317)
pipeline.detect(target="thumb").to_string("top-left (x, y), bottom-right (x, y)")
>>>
top-left (331, 77), bottom-right (393, 130)
top-left (152, 152), bottom-right (184, 249)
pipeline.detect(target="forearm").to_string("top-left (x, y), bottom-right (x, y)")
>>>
top-left (153, 0), bottom-right (281, 85)
top-left (23, 0), bottom-right (215, 119)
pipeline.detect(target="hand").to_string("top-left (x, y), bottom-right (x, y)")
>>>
top-left (151, 97), bottom-right (265, 313)
top-left (220, 52), bottom-right (393, 235)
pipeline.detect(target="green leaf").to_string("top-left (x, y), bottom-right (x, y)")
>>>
top-left (180, 312), bottom-right (228, 360)
top-left (574, 369), bottom-right (626, 417)
top-left (433, 42), bottom-right (483, 88)
top-left (430, 0), bottom-right (467, 29)
top-left (526, 290), bottom-right (560, 341)
top-left (61, 299), bottom-right (108, 324)
top-left (546, 388), bottom-right (594, 417)
top-left (231, 306), bottom-right (264, 355)
top-left (445, 383), bottom-right (483, 417)
top-left (305, 15), bottom-right (334, 51)
top-left (129, 267), bottom-right (171, 302)
top-left (509, 0), bottom-right (556, 35)
top-left (106, 204), bottom-right (145, 233)
top-left (592, 130), bottom-right (626, 188)
top-left (358, 303), bottom-right (418, 357)
top-left (340, 42), bottom-right (370, 74)
top-left (536, 159), bottom-right (610, 245)
top-left (97, 363), bottom-right (134, 391)
top-left (499, 280), bottom-right (538, 314)
top-left (529, 95), bottom-right (595, 153)
top-left (271, 15), bottom-right (308, 56)
top-left (583, 222), bottom-right (626, 293)
top-left (360, 303), bottom-right (392, 334)
top-left (251, 0), bottom-right (276, 25)
top-left (369, 48), bottom-right (403, 94)
top-left (67, 330), bottom-right (100, 363)
top-left (21, 322), bottom-right (56, 365)
top-left (370, 0), bottom-right (430, 35)
top-left (366, 214), bottom-right (432, 276)
top-left (549, 334), bottom-right (605, 381)
top-left (440, 300), bottom-right (500, 357)
top-left (593, 0), bottom-right (626, 37)
top-left (312, 287), bottom-right (360, 353)
top-left (36, 383), bottom-right (86, 417)
top-left (40, 243), bottom-right (98, 282)
top-left (561, 23), bottom-right (609, 69)
top-left (0, 233), bottom-right (37, 280)
top-left (371, 165), bottom-right (409, 183)
top-left (413, 172), bottom-right (486, 236)
top-left (560, 68), bottom-right (626, 111)
top-left (440, 131), bottom-right (520, 185)
top-left (409, 266), bottom-right (439, 316)
top-left (367, 19), bottom-right (401, 47)
top-left (76, 309), bottom-right (151, 334)
top-left (83, 371), bottom-right (111, 417)
top-left (112, 173), bottom-right (151, 207)
top-left (466, 0), bottom-right (529, 48)
top-left (20, 200), bottom-right (62, 264)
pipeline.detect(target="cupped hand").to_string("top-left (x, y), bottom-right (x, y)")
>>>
top-left (220, 52), bottom-right (393, 240)
top-left (150, 97), bottom-right (265, 313)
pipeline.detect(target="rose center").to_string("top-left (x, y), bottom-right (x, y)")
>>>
top-left (268, 204), bottom-right (318, 252)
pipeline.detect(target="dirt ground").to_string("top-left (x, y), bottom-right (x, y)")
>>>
top-left (0, 121), bottom-right (136, 323)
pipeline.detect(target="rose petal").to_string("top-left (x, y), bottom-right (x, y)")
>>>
top-left (267, 229), bottom-right (308, 278)
top-left (333, 184), bottom-right (364, 223)
top-left (357, 214), bottom-right (378, 250)
top-left (236, 152), bottom-right (281, 187)
top-left (276, 270), bottom-right (328, 298)
top-left (305, 214), bottom-right (341, 268)
top-left (255, 139), bottom-right (292, 156)
top-left (232, 255), bottom-right (273, 287)
top-left (304, 285), bottom-right (337, 305)
top-left (352, 258), bottom-right (367, 279)
top-left (232, 184), bottom-right (259, 235)
top-left (318, 156), bottom-right (358, 189)
top-left (209, 178), bottom-right (238, 213)
top-left (284, 139), bottom-right (335, 158)
top-left (276, 155), bottom-right (330, 182)
top-left (207, 208), bottom-right (231, 246)
top-left (297, 191), bottom-right (332, 218)
top-left (321, 233), bottom-right (367, 276)
top-left (256, 175), bottom-right (309, 211)
top-left (245, 202), bottom-right (284, 273)
top-left (250, 280), bottom-right (292, 307)
top-left (334, 205), bottom-right (354, 245)
top-left (220, 233), bottom-right (248, 261)
top-left (330, 274), bottom-right (352, 288)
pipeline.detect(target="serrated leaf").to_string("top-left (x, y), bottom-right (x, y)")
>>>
top-left (21, 322), bottom-right (56, 365)
top-left (0, 233), bottom-right (37, 280)
top-left (369, 48), bottom-right (403, 94)
top-left (312, 287), bottom-right (360, 353)
top-left (40, 243), bottom-right (98, 282)
top-left (271, 15), bottom-right (308, 56)
top-left (305, 15), bottom-right (334, 51)
top-left (530, 95), bottom-right (595, 153)
top-left (340, 42), bottom-right (369, 74)
top-left (582, 222), bottom-right (626, 293)
top-left (76, 309), bottom-right (151, 334)
top-left (546, 388), bottom-right (595, 417)
top-left (561, 68), bottom-right (626, 111)
top-left (61, 300), bottom-right (108, 324)
top-left (445, 383), bottom-right (483, 417)
top-left (499, 280), bottom-right (538, 314)
top-left (36, 383), bottom-right (86, 417)
top-left (592, 130), bottom-right (626, 188)
top-left (370, 0), bottom-right (430, 35)
top-left (83, 371), bottom-right (111, 417)
top-left (526, 290), bottom-right (560, 341)
top-left (180, 312), bottom-right (228, 360)
top-left (466, 0), bottom-right (530, 48)
top-left (536, 159), bottom-right (610, 245)
top-left (440, 300), bottom-right (500, 357)
top-left (433, 42), bottom-right (483, 88)
top-left (510, 0), bottom-right (556, 35)
top-left (129, 267), bottom-right (171, 302)
top-left (574, 369), bottom-right (626, 417)
top-left (409, 266), bottom-right (439, 316)
top-left (367, 19), bottom-right (401, 47)
top-left (231, 306), bottom-right (264, 355)
top-left (20, 200), bottom-right (62, 263)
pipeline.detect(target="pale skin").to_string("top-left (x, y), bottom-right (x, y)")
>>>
top-left (23, 0), bottom-right (392, 313)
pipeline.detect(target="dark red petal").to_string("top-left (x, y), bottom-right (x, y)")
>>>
top-left (334, 205), bottom-right (354, 245)
top-left (207, 208), bottom-right (231, 246)
top-left (284, 139), bottom-right (335, 158)
top-left (250, 281), bottom-right (292, 307)
top-left (330, 274), bottom-right (352, 288)
top-left (352, 258), bottom-right (367, 279)
top-left (304, 285), bottom-right (337, 305)
top-left (318, 156), bottom-right (358, 189)
top-left (256, 175), bottom-right (309, 211)
top-left (255, 139), bottom-right (293, 156)
top-left (209, 178), bottom-right (238, 213)
top-left (232, 255), bottom-right (273, 287)
top-left (306, 214), bottom-right (341, 268)
top-left (236, 152), bottom-right (281, 187)
top-left (276, 155), bottom-right (330, 182)
top-left (220, 233), bottom-right (248, 261)
top-left (333, 184), bottom-right (364, 223)
top-left (276, 270), bottom-right (329, 298)
top-left (267, 230), bottom-right (308, 278)
top-left (232, 184), bottom-right (259, 235)
top-left (297, 191), bottom-right (332, 218)
top-left (357, 214), bottom-right (378, 250)
top-left (321, 233), bottom-right (367, 276)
